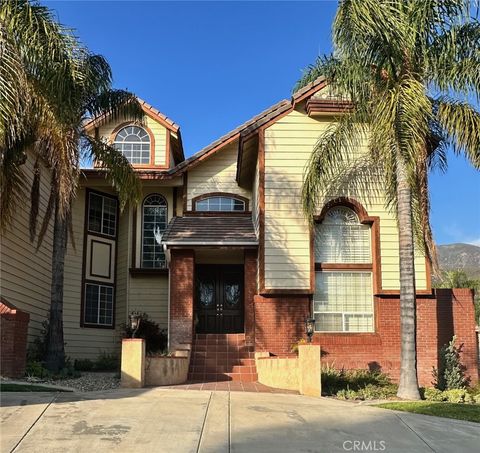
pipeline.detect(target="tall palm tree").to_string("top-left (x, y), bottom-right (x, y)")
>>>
top-left (295, 0), bottom-right (480, 399)
top-left (1, 0), bottom-right (143, 371)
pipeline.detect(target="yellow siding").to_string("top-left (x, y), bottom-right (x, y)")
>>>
top-left (264, 107), bottom-right (427, 291)
top-left (0, 153), bottom-right (54, 342)
top-left (97, 114), bottom-right (168, 167)
top-left (116, 205), bottom-right (130, 330)
top-left (63, 188), bottom-right (121, 359)
top-left (128, 276), bottom-right (169, 329)
top-left (186, 142), bottom-right (251, 210)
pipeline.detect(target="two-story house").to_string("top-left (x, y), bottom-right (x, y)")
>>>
top-left (1, 77), bottom-right (478, 385)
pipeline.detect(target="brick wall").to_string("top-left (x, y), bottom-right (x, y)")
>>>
top-left (253, 290), bottom-right (479, 387)
top-left (244, 250), bottom-right (257, 346)
top-left (254, 295), bottom-right (310, 355)
top-left (1, 298), bottom-right (30, 378)
top-left (169, 249), bottom-right (195, 351)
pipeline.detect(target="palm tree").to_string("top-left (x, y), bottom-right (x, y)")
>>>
top-left (295, 0), bottom-right (480, 399)
top-left (1, 0), bottom-right (79, 229)
top-left (1, 0), bottom-right (143, 371)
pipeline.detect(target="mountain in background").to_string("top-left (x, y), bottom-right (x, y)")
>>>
top-left (437, 243), bottom-right (480, 279)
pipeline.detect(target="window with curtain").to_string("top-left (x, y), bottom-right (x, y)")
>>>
top-left (142, 194), bottom-right (167, 268)
top-left (114, 125), bottom-right (151, 165)
top-left (313, 206), bottom-right (374, 332)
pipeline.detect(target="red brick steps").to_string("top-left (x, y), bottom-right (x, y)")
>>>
top-left (188, 333), bottom-right (258, 383)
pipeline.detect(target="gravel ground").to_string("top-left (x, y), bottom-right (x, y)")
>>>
top-left (3, 372), bottom-right (120, 392)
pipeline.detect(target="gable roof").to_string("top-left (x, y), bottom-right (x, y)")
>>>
top-left (81, 76), bottom-right (327, 180)
top-left (167, 76), bottom-right (327, 176)
top-left (83, 97), bottom-right (181, 133)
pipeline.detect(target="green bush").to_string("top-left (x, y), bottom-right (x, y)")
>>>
top-left (74, 359), bottom-right (95, 371)
top-left (423, 387), bottom-right (477, 404)
top-left (336, 384), bottom-right (398, 401)
top-left (26, 320), bottom-right (49, 362)
top-left (74, 353), bottom-right (119, 372)
top-left (122, 312), bottom-right (167, 354)
top-left (94, 351), bottom-right (119, 371)
top-left (25, 361), bottom-right (51, 379)
top-left (424, 388), bottom-right (445, 402)
top-left (321, 364), bottom-right (392, 396)
top-left (432, 336), bottom-right (467, 390)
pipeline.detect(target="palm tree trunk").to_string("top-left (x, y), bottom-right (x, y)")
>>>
top-left (45, 201), bottom-right (67, 372)
top-left (396, 152), bottom-right (421, 400)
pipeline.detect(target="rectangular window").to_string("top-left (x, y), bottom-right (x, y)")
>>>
top-left (88, 192), bottom-right (117, 237)
top-left (84, 283), bottom-right (114, 326)
top-left (313, 272), bottom-right (374, 332)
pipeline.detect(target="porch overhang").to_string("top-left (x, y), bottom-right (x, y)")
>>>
top-left (162, 216), bottom-right (258, 249)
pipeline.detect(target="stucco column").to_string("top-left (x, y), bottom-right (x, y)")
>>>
top-left (121, 338), bottom-right (145, 388)
top-left (298, 344), bottom-right (321, 397)
top-left (169, 249), bottom-right (195, 351)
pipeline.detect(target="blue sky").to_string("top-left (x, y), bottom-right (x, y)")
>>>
top-left (46, 0), bottom-right (479, 246)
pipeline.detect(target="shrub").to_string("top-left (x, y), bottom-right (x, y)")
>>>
top-left (74, 353), bottom-right (119, 372)
top-left (432, 336), bottom-right (467, 390)
top-left (443, 389), bottom-right (471, 404)
top-left (336, 384), bottom-right (397, 401)
top-left (424, 388), bottom-right (445, 402)
top-left (74, 359), bottom-right (95, 371)
top-left (26, 320), bottom-right (49, 362)
top-left (337, 388), bottom-right (358, 400)
top-left (94, 351), bottom-right (119, 371)
top-left (423, 388), bottom-right (477, 404)
top-left (25, 361), bottom-right (51, 379)
top-left (321, 364), bottom-right (392, 396)
top-left (122, 312), bottom-right (167, 354)
top-left (290, 338), bottom-right (307, 354)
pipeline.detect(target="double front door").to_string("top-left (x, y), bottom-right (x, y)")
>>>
top-left (195, 265), bottom-right (244, 334)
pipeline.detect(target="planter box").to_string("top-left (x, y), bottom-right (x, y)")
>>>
top-left (145, 355), bottom-right (190, 386)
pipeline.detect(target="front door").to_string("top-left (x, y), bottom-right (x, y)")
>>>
top-left (195, 265), bottom-right (244, 334)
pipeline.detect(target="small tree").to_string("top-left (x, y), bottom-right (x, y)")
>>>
top-left (432, 336), bottom-right (467, 390)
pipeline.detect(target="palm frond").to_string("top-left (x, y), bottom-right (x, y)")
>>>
top-left (81, 135), bottom-right (141, 210)
top-left (435, 97), bottom-right (480, 168)
top-left (84, 89), bottom-right (144, 127)
top-left (302, 112), bottom-right (368, 223)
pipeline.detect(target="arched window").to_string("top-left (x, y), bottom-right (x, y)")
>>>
top-left (313, 205), bottom-right (374, 332)
top-left (194, 195), bottom-right (246, 212)
top-left (142, 194), bottom-right (167, 268)
top-left (114, 125), bottom-right (151, 165)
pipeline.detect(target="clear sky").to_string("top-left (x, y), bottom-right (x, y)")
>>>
top-left (46, 0), bottom-right (480, 246)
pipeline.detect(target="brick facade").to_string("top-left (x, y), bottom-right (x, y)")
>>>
top-left (0, 297), bottom-right (30, 378)
top-left (244, 249), bottom-right (257, 346)
top-left (169, 249), bottom-right (195, 351)
top-left (252, 290), bottom-right (479, 387)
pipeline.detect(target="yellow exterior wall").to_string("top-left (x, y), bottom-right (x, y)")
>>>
top-left (264, 106), bottom-right (427, 291)
top-left (186, 141), bottom-right (251, 210)
top-left (128, 276), bottom-right (169, 329)
top-left (0, 152), bottom-right (54, 342)
top-left (62, 185), bottom-right (173, 359)
top-left (97, 113), bottom-right (168, 167)
top-left (63, 187), bottom-right (122, 359)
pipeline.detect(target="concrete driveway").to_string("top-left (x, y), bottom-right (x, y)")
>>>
top-left (1, 388), bottom-right (479, 453)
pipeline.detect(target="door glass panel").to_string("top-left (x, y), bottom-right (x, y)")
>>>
top-left (224, 283), bottom-right (240, 307)
top-left (198, 280), bottom-right (214, 307)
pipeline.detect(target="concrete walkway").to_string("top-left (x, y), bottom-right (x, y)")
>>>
top-left (1, 388), bottom-right (479, 453)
